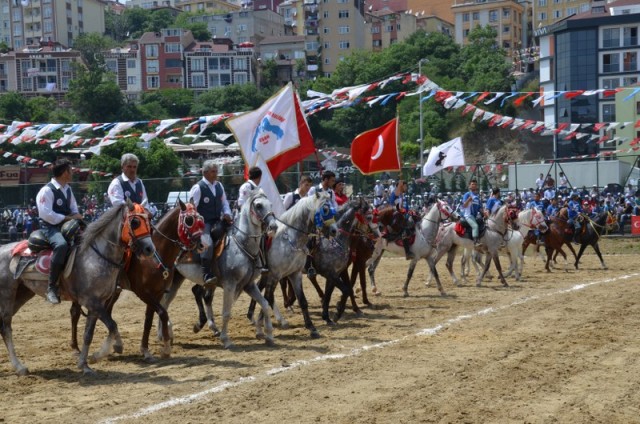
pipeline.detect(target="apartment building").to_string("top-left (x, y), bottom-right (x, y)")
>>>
top-left (183, 38), bottom-right (254, 93)
top-left (539, 0), bottom-right (640, 160)
top-left (138, 28), bottom-right (195, 91)
top-left (365, 10), bottom-right (418, 52)
top-left (126, 0), bottom-right (178, 8)
top-left (173, 0), bottom-right (240, 14)
top-left (258, 35), bottom-right (307, 83)
top-left (0, 0), bottom-right (106, 50)
top-left (452, 0), bottom-right (525, 55)
top-left (0, 42), bottom-right (80, 101)
top-left (531, 0), bottom-right (591, 29)
top-left (104, 44), bottom-right (143, 101)
top-left (187, 9), bottom-right (285, 44)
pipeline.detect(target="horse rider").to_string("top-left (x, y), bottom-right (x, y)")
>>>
top-left (36, 159), bottom-right (83, 304)
top-left (389, 179), bottom-right (414, 260)
top-left (237, 166), bottom-right (270, 273)
top-left (485, 187), bottom-right (503, 216)
top-left (282, 175), bottom-right (313, 211)
top-left (107, 153), bottom-right (150, 213)
top-left (373, 179), bottom-right (384, 208)
top-left (546, 196), bottom-right (560, 218)
top-left (526, 191), bottom-right (546, 244)
top-left (237, 166), bottom-right (262, 210)
top-left (308, 170), bottom-right (339, 211)
top-left (460, 178), bottom-right (484, 247)
top-left (189, 160), bottom-right (233, 285)
top-left (333, 179), bottom-right (349, 208)
top-left (567, 192), bottom-right (583, 240)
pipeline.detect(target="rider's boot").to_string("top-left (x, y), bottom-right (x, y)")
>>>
top-left (402, 238), bottom-right (414, 260)
top-left (46, 262), bottom-right (64, 304)
top-left (201, 258), bottom-right (216, 286)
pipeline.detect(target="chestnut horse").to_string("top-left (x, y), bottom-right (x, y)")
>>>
top-left (540, 207), bottom-right (577, 272)
top-left (69, 200), bottom-right (205, 361)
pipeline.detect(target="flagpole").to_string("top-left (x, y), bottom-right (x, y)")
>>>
top-left (418, 58), bottom-right (429, 175)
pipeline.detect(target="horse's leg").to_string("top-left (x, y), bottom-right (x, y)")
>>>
top-left (218, 282), bottom-right (237, 349)
top-left (592, 242), bottom-right (607, 270)
top-left (356, 261), bottom-right (370, 306)
top-left (290, 272), bottom-right (319, 338)
top-left (333, 273), bottom-right (354, 323)
top-left (69, 302), bottom-right (82, 353)
top-left (345, 268), bottom-right (364, 317)
top-left (243, 282), bottom-right (274, 346)
top-left (247, 274), bottom-right (268, 323)
top-left (402, 257), bottom-right (420, 297)
top-left (191, 285), bottom-right (208, 333)
top-left (544, 246), bottom-right (553, 272)
top-left (444, 245), bottom-right (461, 286)
top-left (308, 273), bottom-right (325, 301)
top-left (262, 278), bottom-right (289, 329)
top-left (574, 243), bottom-right (588, 270)
top-left (78, 313), bottom-right (100, 374)
top-left (366, 243), bottom-right (384, 295)
top-left (477, 251), bottom-right (493, 287)
top-left (426, 253), bottom-right (447, 296)
top-left (491, 252), bottom-right (509, 288)
top-left (157, 273), bottom-right (184, 342)
top-left (1, 286), bottom-right (35, 375)
top-left (201, 287), bottom-right (219, 336)
top-left (89, 306), bottom-right (120, 365)
top-left (321, 276), bottom-right (337, 326)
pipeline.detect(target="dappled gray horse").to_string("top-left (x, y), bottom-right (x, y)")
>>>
top-left (160, 189), bottom-right (278, 348)
top-left (367, 200), bottom-right (454, 297)
top-left (0, 201), bottom-right (155, 375)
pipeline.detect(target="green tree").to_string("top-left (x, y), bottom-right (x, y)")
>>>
top-left (66, 65), bottom-right (125, 122)
top-left (125, 8), bottom-right (152, 39)
top-left (191, 84), bottom-right (268, 116)
top-left (105, 9), bottom-right (130, 42)
top-left (144, 9), bottom-right (176, 34)
top-left (459, 26), bottom-right (513, 93)
top-left (0, 92), bottom-right (28, 120)
top-left (141, 88), bottom-right (194, 118)
top-left (73, 33), bottom-right (115, 70)
top-left (175, 12), bottom-right (212, 41)
top-left (0, 41), bottom-right (9, 53)
top-left (26, 97), bottom-right (58, 122)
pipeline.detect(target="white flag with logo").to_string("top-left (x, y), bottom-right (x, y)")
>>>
top-left (226, 83), bottom-right (300, 167)
top-left (422, 137), bottom-right (466, 177)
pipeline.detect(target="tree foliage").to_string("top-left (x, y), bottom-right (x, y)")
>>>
top-left (66, 66), bottom-right (125, 122)
top-left (73, 33), bottom-right (115, 71)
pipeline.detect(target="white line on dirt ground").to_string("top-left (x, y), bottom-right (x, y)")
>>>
top-left (100, 272), bottom-right (640, 424)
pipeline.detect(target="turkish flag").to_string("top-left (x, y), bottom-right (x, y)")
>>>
top-left (350, 118), bottom-right (400, 175)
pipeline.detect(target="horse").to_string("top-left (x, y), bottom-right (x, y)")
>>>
top-left (538, 207), bottom-right (578, 272)
top-left (346, 207), bottom-right (380, 311)
top-left (432, 204), bottom-right (512, 288)
top-left (69, 200), bottom-right (205, 361)
top-left (159, 189), bottom-right (278, 348)
top-left (306, 197), bottom-right (370, 324)
top-left (367, 200), bottom-right (454, 297)
top-left (0, 201), bottom-right (155, 375)
top-left (573, 211), bottom-right (613, 270)
top-left (247, 192), bottom-right (335, 338)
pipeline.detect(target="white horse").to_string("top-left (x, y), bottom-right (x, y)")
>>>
top-left (432, 204), bottom-right (512, 288)
top-left (366, 200), bottom-right (454, 297)
top-left (516, 207), bottom-right (549, 265)
top-left (254, 192), bottom-right (332, 339)
top-left (160, 189), bottom-right (278, 348)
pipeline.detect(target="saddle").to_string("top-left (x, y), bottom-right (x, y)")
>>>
top-left (9, 240), bottom-right (78, 281)
top-left (454, 217), bottom-right (486, 240)
top-left (393, 234), bottom-right (416, 248)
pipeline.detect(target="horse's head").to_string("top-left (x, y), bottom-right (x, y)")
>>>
top-left (605, 211), bottom-right (618, 232)
top-left (315, 201), bottom-right (338, 237)
top-left (121, 200), bottom-right (156, 257)
top-left (176, 200), bottom-right (206, 250)
top-left (435, 200), bottom-right (454, 221)
top-left (530, 208), bottom-right (549, 232)
top-left (247, 190), bottom-right (277, 237)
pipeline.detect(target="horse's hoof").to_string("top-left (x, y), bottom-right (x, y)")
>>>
top-left (354, 310), bottom-right (365, 318)
top-left (212, 330), bottom-right (221, 338)
top-left (193, 323), bottom-right (203, 333)
top-left (88, 354), bottom-right (98, 364)
top-left (310, 329), bottom-right (321, 339)
top-left (402, 291), bottom-right (409, 298)
top-left (144, 354), bottom-right (157, 363)
top-left (113, 344), bottom-right (123, 355)
top-left (16, 366), bottom-right (29, 376)
top-left (256, 332), bottom-right (265, 340)
top-left (280, 322), bottom-right (290, 330)
top-left (80, 364), bottom-right (96, 375)
top-left (439, 291), bottom-right (447, 297)
top-left (265, 338), bottom-right (275, 347)
top-left (325, 319), bottom-right (336, 327)
top-left (160, 352), bottom-right (171, 359)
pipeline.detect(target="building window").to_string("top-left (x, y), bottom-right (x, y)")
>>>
top-left (220, 74), bottom-right (231, 85)
top-left (386, 25), bottom-right (393, 32)
top-left (636, 101), bottom-right (640, 114)
top-left (489, 10), bottom-right (497, 22)
top-left (127, 76), bottom-right (136, 85)
top-left (603, 28), bottom-right (620, 48)
top-left (372, 39), bottom-right (382, 47)
top-left (503, 25), bottom-right (510, 33)
top-left (338, 26), bottom-right (350, 34)
top-left (323, 11), bottom-right (329, 18)
top-left (553, 10), bottom-right (561, 19)
top-left (208, 74), bottom-right (219, 87)
top-left (463, 13), bottom-right (469, 22)
top-left (602, 78), bottom-right (620, 89)
top-left (602, 104), bottom-right (616, 122)
top-left (145, 44), bottom-right (159, 58)
top-left (538, 12), bottom-right (547, 21)
top-left (191, 58), bottom-right (204, 71)
top-left (324, 57), bottom-right (330, 64)
top-left (538, 0), bottom-right (546, 6)
top-left (166, 58), bottom-right (181, 68)
top-left (147, 75), bottom-right (159, 88)
top-left (127, 59), bottom-right (136, 69)
top-left (167, 75), bottom-right (181, 84)
top-left (623, 27), bottom-right (638, 46)
top-left (235, 73), bottom-right (248, 84)
top-left (165, 43), bottom-right (181, 53)
top-left (323, 27), bottom-right (330, 34)
top-left (208, 57), bottom-right (218, 69)
top-left (220, 57), bottom-right (230, 69)
top-left (235, 58), bottom-right (248, 70)
top-left (502, 8), bottom-right (510, 18)
top-left (192, 73), bottom-right (205, 87)
top-left (146, 60), bottom-right (159, 73)
top-left (624, 76), bottom-right (638, 86)
top-left (324, 42), bottom-right (330, 49)
top-left (473, 12), bottom-right (479, 20)
top-left (371, 26), bottom-right (380, 33)
top-left (603, 53), bottom-right (619, 73)
top-left (338, 10), bottom-right (349, 18)
top-left (339, 40), bottom-right (350, 49)
top-left (567, 7), bottom-right (577, 16)
top-left (105, 60), bottom-right (117, 72)
top-left (463, 29), bottom-right (470, 38)
top-left (623, 51), bottom-right (637, 71)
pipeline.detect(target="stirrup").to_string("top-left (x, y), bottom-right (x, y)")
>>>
top-left (203, 273), bottom-right (217, 286)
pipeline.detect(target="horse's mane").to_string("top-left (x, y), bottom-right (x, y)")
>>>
top-left (80, 204), bottom-right (126, 251)
top-left (280, 194), bottom-right (321, 225)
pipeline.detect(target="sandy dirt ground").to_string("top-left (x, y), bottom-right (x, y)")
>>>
top-left (1, 237), bottom-right (640, 424)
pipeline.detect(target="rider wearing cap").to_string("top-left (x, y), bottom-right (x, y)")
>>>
top-left (568, 192), bottom-right (583, 240)
top-left (389, 179), bottom-right (414, 260)
top-left (461, 178), bottom-right (484, 246)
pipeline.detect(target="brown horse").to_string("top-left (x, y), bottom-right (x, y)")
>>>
top-left (540, 207), bottom-right (578, 272)
top-left (69, 201), bottom-right (205, 361)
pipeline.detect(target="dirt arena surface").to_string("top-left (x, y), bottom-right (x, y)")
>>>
top-left (1, 237), bottom-right (640, 423)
